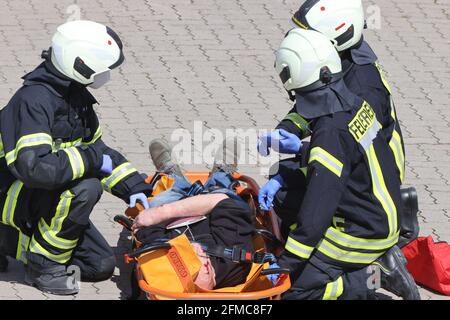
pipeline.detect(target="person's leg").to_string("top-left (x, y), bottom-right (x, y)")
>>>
top-left (70, 221), bottom-right (116, 282)
top-left (282, 255), bottom-right (374, 300)
top-left (25, 178), bottom-right (103, 294)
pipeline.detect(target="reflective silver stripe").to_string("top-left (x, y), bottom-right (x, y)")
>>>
top-left (102, 163), bottom-right (137, 192)
top-left (1, 180), bottom-right (24, 229)
top-left (366, 146), bottom-right (397, 236)
top-left (317, 239), bottom-right (383, 264)
top-left (325, 227), bottom-right (399, 251)
top-left (16, 232), bottom-right (30, 263)
top-left (285, 237), bottom-right (314, 259)
top-left (63, 147), bottom-right (85, 180)
top-left (38, 222), bottom-right (78, 250)
top-left (309, 147), bottom-right (343, 177)
top-left (323, 277), bottom-right (343, 300)
top-left (29, 237), bottom-right (73, 264)
top-left (359, 120), bottom-right (381, 151)
top-left (6, 134), bottom-right (53, 164)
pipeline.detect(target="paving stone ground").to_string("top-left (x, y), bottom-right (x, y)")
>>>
top-left (0, 0), bottom-right (449, 300)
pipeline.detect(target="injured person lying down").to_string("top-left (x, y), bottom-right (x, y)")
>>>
top-left (131, 139), bottom-right (255, 290)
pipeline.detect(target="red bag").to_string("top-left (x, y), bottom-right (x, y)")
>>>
top-left (402, 236), bottom-right (450, 296)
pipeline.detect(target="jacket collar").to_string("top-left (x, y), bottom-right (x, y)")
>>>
top-left (22, 61), bottom-right (98, 105)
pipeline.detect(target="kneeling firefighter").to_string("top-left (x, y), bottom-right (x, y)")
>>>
top-left (0, 20), bottom-right (151, 295)
top-left (259, 0), bottom-right (419, 248)
top-left (263, 28), bottom-right (420, 299)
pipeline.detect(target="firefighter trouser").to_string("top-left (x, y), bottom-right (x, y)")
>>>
top-left (283, 255), bottom-right (375, 300)
top-left (0, 178), bottom-right (115, 280)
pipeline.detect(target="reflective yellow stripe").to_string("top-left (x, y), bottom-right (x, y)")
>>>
top-left (375, 61), bottom-right (392, 94)
top-left (284, 113), bottom-right (311, 137)
top-left (309, 147), bottom-right (343, 177)
top-left (29, 237), bottom-right (73, 264)
top-left (285, 236), bottom-right (314, 259)
top-left (16, 232), bottom-right (30, 264)
top-left (292, 16), bottom-right (309, 29)
top-left (289, 223), bottom-right (298, 231)
top-left (332, 217), bottom-right (345, 232)
top-left (323, 277), bottom-right (344, 300)
top-left (84, 126), bottom-right (102, 145)
top-left (389, 130), bottom-right (405, 183)
top-left (5, 133), bottom-right (53, 165)
top-left (0, 135), bottom-right (5, 158)
top-left (317, 239), bottom-right (384, 264)
top-left (1, 180), bottom-right (24, 229)
top-left (37, 191), bottom-right (78, 250)
top-left (366, 144), bottom-right (398, 236)
top-left (102, 162), bottom-right (138, 192)
top-left (63, 147), bottom-right (85, 180)
top-left (325, 227), bottom-right (399, 251)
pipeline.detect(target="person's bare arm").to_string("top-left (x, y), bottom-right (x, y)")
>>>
top-left (132, 193), bottom-right (228, 233)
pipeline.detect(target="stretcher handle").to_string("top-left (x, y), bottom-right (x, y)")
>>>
top-left (255, 229), bottom-right (284, 247)
top-left (127, 242), bottom-right (172, 259)
top-left (261, 268), bottom-right (290, 276)
top-left (114, 215), bottom-right (133, 231)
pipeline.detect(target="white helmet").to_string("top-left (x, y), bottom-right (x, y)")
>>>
top-left (50, 20), bottom-right (124, 88)
top-left (292, 0), bottom-right (365, 52)
top-left (275, 28), bottom-right (342, 97)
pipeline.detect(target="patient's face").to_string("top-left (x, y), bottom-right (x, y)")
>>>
top-left (191, 243), bottom-right (216, 290)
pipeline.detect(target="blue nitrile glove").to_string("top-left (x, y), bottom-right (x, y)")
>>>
top-left (258, 175), bottom-right (284, 211)
top-left (129, 193), bottom-right (150, 209)
top-left (100, 154), bottom-right (113, 175)
top-left (266, 263), bottom-right (281, 285)
top-left (257, 129), bottom-right (302, 156)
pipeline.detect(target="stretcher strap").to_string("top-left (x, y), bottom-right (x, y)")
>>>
top-left (202, 244), bottom-right (276, 265)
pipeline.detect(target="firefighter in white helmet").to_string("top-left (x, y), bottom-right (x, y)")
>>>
top-left (259, 28), bottom-right (420, 300)
top-left (0, 20), bottom-right (150, 295)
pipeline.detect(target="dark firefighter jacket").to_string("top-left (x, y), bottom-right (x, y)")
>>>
top-left (0, 62), bottom-right (149, 201)
top-left (277, 39), bottom-right (406, 184)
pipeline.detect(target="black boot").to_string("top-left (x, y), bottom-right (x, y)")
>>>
top-left (24, 252), bottom-right (79, 295)
top-left (374, 245), bottom-right (421, 300)
top-left (398, 187), bottom-right (420, 248)
top-left (0, 254), bottom-right (8, 272)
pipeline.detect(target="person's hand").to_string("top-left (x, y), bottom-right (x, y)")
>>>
top-left (131, 206), bottom-right (165, 233)
top-left (192, 243), bottom-right (216, 290)
top-left (100, 154), bottom-right (113, 175)
top-left (257, 129), bottom-right (302, 156)
top-left (258, 175), bottom-right (284, 211)
top-left (266, 263), bottom-right (281, 286)
top-left (129, 193), bottom-right (150, 209)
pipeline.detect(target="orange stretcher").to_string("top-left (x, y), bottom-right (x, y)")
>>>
top-left (118, 172), bottom-right (291, 300)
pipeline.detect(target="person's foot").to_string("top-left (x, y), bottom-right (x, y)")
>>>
top-left (149, 139), bottom-right (182, 175)
top-left (211, 137), bottom-right (239, 174)
top-left (24, 252), bottom-right (79, 295)
top-left (373, 245), bottom-right (421, 300)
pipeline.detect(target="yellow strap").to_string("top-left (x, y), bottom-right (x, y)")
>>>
top-left (309, 147), bottom-right (343, 177)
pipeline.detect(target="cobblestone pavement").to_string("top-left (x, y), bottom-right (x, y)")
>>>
top-left (0, 0), bottom-right (449, 300)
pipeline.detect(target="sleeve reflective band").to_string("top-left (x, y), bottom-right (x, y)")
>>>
top-left (309, 147), bottom-right (343, 177)
top-left (375, 61), bottom-right (392, 94)
top-left (323, 276), bottom-right (344, 300)
top-left (285, 236), bottom-right (314, 259)
top-left (284, 113), bottom-right (311, 138)
top-left (63, 147), bottom-right (86, 180)
top-left (5, 133), bottom-right (53, 165)
top-left (84, 126), bottom-right (103, 145)
top-left (102, 162), bottom-right (138, 193)
top-left (389, 130), bottom-right (405, 183)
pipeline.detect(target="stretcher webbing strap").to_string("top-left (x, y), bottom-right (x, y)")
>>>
top-left (166, 246), bottom-right (197, 293)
